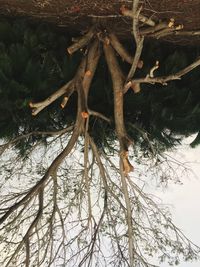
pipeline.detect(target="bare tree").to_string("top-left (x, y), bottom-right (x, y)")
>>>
top-left (0, 2), bottom-right (200, 267)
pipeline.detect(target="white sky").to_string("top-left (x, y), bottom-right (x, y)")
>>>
top-left (153, 138), bottom-right (200, 267)
top-left (1, 136), bottom-right (199, 266)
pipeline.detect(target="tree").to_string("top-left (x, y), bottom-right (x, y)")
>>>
top-left (0, 2), bottom-right (200, 267)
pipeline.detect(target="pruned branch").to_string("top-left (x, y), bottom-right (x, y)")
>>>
top-left (67, 26), bottom-right (96, 55)
top-left (140, 21), bottom-right (169, 35)
top-left (120, 4), bottom-right (155, 27)
top-left (60, 86), bottom-right (75, 108)
top-left (103, 41), bottom-right (133, 175)
top-left (125, 57), bottom-right (200, 90)
top-left (82, 39), bottom-right (101, 96)
top-left (30, 55), bottom-right (88, 116)
top-left (29, 80), bottom-right (74, 115)
top-left (149, 60), bottom-right (159, 78)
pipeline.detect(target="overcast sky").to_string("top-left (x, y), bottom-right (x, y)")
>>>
top-left (152, 137), bottom-right (200, 267)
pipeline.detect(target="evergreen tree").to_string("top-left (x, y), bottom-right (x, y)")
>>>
top-left (0, 11), bottom-right (200, 267)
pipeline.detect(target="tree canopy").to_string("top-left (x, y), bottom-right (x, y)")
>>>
top-left (0, 18), bottom-right (200, 156)
top-left (0, 8), bottom-right (200, 266)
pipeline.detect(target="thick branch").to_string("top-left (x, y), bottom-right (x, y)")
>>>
top-left (82, 39), bottom-right (101, 97)
top-left (140, 21), bottom-right (168, 35)
top-left (67, 26), bottom-right (96, 55)
top-left (103, 42), bottom-right (133, 175)
top-left (109, 33), bottom-right (133, 64)
top-left (103, 42), bottom-right (125, 139)
top-left (79, 39), bottom-right (101, 118)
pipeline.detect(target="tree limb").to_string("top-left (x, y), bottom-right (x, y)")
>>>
top-left (125, 57), bottom-right (200, 90)
top-left (109, 33), bottom-right (133, 64)
top-left (120, 4), bottom-right (155, 27)
top-left (67, 26), bottom-right (96, 55)
top-left (103, 41), bottom-right (133, 175)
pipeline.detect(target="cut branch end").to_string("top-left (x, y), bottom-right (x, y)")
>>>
top-left (81, 111), bottom-right (89, 119)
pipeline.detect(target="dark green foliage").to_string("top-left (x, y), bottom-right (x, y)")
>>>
top-left (0, 18), bottom-right (78, 143)
top-left (0, 18), bottom-right (200, 155)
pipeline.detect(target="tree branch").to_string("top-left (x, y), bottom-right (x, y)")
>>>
top-left (120, 4), bottom-right (155, 26)
top-left (30, 55), bottom-right (87, 116)
top-left (109, 33), bottom-right (133, 64)
top-left (29, 80), bottom-right (74, 115)
top-left (125, 57), bottom-right (200, 90)
top-left (103, 41), bottom-right (133, 175)
top-left (67, 26), bottom-right (96, 55)
top-left (125, 1), bottom-right (144, 84)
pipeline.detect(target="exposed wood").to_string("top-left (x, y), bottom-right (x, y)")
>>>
top-left (140, 21), bottom-right (168, 35)
top-left (67, 26), bottom-right (96, 55)
top-left (103, 41), bottom-right (133, 174)
top-left (29, 81), bottom-right (74, 115)
top-left (125, 57), bottom-right (200, 90)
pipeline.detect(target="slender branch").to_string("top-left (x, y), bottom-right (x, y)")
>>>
top-left (150, 25), bottom-right (183, 39)
top-left (5, 189), bottom-right (44, 267)
top-left (120, 4), bottom-right (155, 26)
top-left (173, 30), bottom-right (200, 36)
top-left (149, 61), bottom-right (159, 78)
top-left (0, 88), bottom-right (85, 225)
top-left (119, 160), bottom-right (134, 267)
top-left (88, 109), bottom-right (111, 123)
top-left (125, 57), bottom-right (200, 90)
top-left (125, 1), bottom-right (144, 84)
top-left (0, 126), bottom-right (73, 155)
top-left (29, 80), bottom-right (74, 115)
top-left (84, 121), bottom-right (92, 223)
top-left (30, 55), bottom-right (87, 116)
